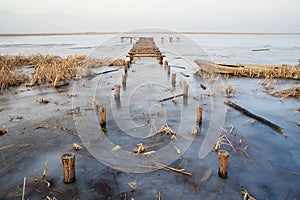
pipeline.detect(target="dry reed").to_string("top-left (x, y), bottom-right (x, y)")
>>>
top-left (0, 54), bottom-right (125, 92)
top-left (195, 60), bottom-right (300, 80)
top-left (268, 86), bottom-right (300, 100)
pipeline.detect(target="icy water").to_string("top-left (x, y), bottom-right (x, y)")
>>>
top-left (0, 33), bottom-right (299, 200)
top-left (0, 34), bottom-right (300, 65)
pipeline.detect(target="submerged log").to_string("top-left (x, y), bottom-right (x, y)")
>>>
top-left (224, 98), bottom-right (285, 134)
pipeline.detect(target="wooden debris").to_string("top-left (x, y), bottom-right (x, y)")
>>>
top-left (22, 177), bottom-right (26, 200)
top-left (68, 93), bottom-right (77, 98)
top-left (183, 84), bottom-right (189, 97)
top-left (73, 143), bottom-right (84, 151)
top-left (200, 84), bottom-right (207, 90)
top-left (9, 115), bottom-right (23, 122)
top-left (37, 98), bottom-right (49, 104)
top-left (158, 191), bottom-right (162, 200)
top-left (215, 134), bottom-right (236, 152)
top-left (34, 160), bottom-right (52, 189)
top-left (172, 73), bottom-right (176, 85)
top-left (99, 107), bottom-right (106, 128)
top-left (156, 124), bottom-right (176, 136)
top-left (252, 48), bottom-right (269, 51)
top-left (128, 181), bottom-right (137, 192)
top-left (134, 143), bottom-right (145, 153)
top-left (224, 98), bottom-right (285, 134)
top-left (35, 124), bottom-right (51, 129)
top-left (153, 162), bottom-right (192, 176)
top-left (225, 85), bottom-right (234, 98)
top-left (60, 125), bottom-right (78, 136)
top-left (0, 127), bottom-right (8, 136)
top-left (241, 189), bottom-right (256, 200)
top-left (158, 94), bottom-right (184, 102)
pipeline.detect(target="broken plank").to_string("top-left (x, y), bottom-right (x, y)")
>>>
top-left (224, 98), bottom-right (285, 135)
top-left (158, 94), bottom-right (184, 102)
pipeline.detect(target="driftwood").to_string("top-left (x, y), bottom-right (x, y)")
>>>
top-left (224, 98), bottom-right (285, 134)
top-left (158, 94), bottom-right (184, 102)
top-left (153, 162), bottom-right (192, 176)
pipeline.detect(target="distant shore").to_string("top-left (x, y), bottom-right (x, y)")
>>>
top-left (0, 32), bottom-right (300, 37)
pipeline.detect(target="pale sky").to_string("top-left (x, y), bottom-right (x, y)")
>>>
top-left (0, 0), bottom-right (300, 33)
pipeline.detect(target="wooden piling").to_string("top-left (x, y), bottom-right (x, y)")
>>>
top-left (218, 150), bottom-right (230, 178)
top-left (172, 73), bottom-right (176, 85)
top-left (167, 65), bottom-right (171, 75)
top-left (164, 61), bottom-right (168, 67)
top-left (99, 107), bottom-right (106, 128)
top-left (126, 60), bottom-right (130, 68)
top-left (130, 55), bottom-right (133, 63)
top-left (159, 55), bottom-right (163, 64)
top-left (183, 84), bottom-right (189, 97)
top-left (197, 107), bottom-right (202, 125)
top-left (114, 84), bottom-right (121, 99)
top-left (122, 74), bottom-right (127, 87)
top-left (124, 64), bottom-right (128, 74)
top-left (61, 153), bottom-right (75, 183)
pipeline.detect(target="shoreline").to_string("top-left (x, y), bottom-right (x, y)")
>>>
top-left (0, 31), bottom-right (300, 37)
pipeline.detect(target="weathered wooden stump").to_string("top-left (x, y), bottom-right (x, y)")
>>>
top-left (171, 73), bottom-right (176, 85)
top-left (114, 84), bottom-right (121, 99)
top-left (61, 153), bottom-right (75, 183)
top-left (159, 55), bottom-right (163, 64)
top-left (122, 74), bottom-right (127, 87)
top-left (167, 65), bottom-right (171, 75)
top-left (164, 61), bottom-right (168, 68)
top-left (183, 84), bottom-right (189, 97)
top-left (124, 64), bottom-right (128, 74)
top-left (126, 60), bottom-right (130, 68)
top-left (197, 106), bottom-right (202, 125)
top-left (99, 107), bottom-right (106, 128)
top-left (218, 150), bottom-right (229, 178)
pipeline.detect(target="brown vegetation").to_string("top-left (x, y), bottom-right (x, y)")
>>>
top-left (0, 54), bottom-right (125, 92)
top-left (195, 60), bottom-right (300, 80)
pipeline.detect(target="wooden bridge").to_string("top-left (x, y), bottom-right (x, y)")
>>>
top-left (126, 37), bottom-right (165, 64)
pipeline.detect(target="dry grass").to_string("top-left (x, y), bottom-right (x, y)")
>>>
top-left (195, 60), bottom-right (300, 80)
top-left (268, 86), bottom-right (300, 100)
top-left (0, 54), bottom-right (125, 92)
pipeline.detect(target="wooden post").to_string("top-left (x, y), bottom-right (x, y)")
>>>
top-left (164, 61), bottom-right (168, 68)
top-left (159, 55), bottom-right (163, 64)
top-left (197, 107), bottom-right (202, 125)
top-left (124, 64), bottom-right (128, 74)
top-left (167, 65), bottom-right (171, 75)
top-left (126, 60), bottom-right (130, 68)
top-left (130, 55), bottom-right (133, 63)
top-left (122, 74), bottom-right (126, 87)
top-left (218, 150), bottom-right (229, 178)
top-left (183, 84), bottom-right (189, 98)
top-left (99, 107), bottom-right (106, 128)
top-left (114, 84), bottom-right (121, 99)
top-left (171, 73), bottom-right (176, 85)
top-left (61, 153), bottom-right (75, 183)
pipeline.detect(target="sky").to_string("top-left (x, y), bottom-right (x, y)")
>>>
top-left (0, 0), bottom-right (300, 33)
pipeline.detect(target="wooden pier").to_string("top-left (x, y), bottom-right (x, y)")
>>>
top-left (126, 37), bottom-right (165, 64)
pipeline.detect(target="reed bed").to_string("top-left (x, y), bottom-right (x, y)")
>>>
top-left (268, 86), bottom-right (300, 100)
top-left (0, 54), bottom-right (125, 92)
top-left (195, 60), bottom-right (300, 80)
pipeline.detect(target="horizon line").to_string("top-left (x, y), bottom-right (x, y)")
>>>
top-left (0, 31), bottom-right (300, 37)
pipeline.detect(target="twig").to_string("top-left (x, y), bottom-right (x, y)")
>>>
top-left (158, 94), bottom-right (184, 102)
top-left (224, 98), bottom-right (285, 135)
top-left (22, 177), bottom-right (26, 200)
top-left (153, 162), bottom-right (192, 176)
top-left (0, 144), bottom-right (14, 150)
top-left (158, 191), bottom-right (162, 200)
